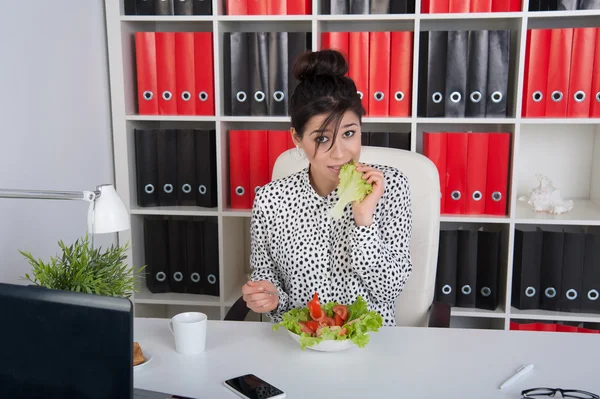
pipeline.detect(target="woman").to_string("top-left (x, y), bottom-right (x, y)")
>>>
top-left (241, 49), bottom-right (413, 327)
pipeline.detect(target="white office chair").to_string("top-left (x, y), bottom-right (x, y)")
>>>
top-left (271, 145), bottom-right (448, 328)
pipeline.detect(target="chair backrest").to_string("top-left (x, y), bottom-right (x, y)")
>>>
top-left (272, 146), bottom-right (441, 327)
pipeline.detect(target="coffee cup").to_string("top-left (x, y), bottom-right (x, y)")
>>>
top-left (168, 312), bottom-right (207, 355)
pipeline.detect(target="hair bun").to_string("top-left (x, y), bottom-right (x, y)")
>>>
top-left (293, 50), bottom-right (348, 81)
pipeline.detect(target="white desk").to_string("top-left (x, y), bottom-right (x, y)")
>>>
top-left (133, 318), bottom-right (599, 399)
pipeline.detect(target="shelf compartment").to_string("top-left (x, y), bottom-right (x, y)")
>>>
top-left (515, 199), bottom-right (600, 226)
top-left (134, 285), bottom-right (221, 306)
top-left (451, 306), bottom-right (507, 318)
top-left (130, 205), bottom-right (218, 217)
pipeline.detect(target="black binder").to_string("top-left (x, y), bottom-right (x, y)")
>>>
top-left (124, 0), bottom-right (137, 14)
top-left (435, 229), bottom-right (458, 306)
top-left (168, 218), bottom-right (187, 293)
top-left (465, 30), bottom-right (489, 117)
top-left (185, 219), bottom-right (205, 294)
top-left (582, 232), bottom-right (600, 313)
top-left (174, 0), bottom-right (193, 14)
top-left (224, 32), bottom-right (251, 116)
top-left (361, 132), bottom-right (370, 146)
top-left (144, 216), bottom-right (170, 293)
top-left (326, 0), bottom-right (350, 13)
top-left (288, 32), bottom-right (309, 104)
top-left (193, 0), bottom-right (212, 14)
top-left (249, 32), bottom-right (270, 116)
top-left (578, 0), bottom-right (600, 8)
top-left (476, 229), bottom-right (501, 310)
top-left (176, 129), bottom-right (197, 206)
top-left (419, 31), bottom-right (448, 117)
top-left (512, 228), bottom-right (543, 310)
top-left (456, 229), bottom-right (478, 308)
top-left (155, 0), bottom-right (174, 14)
top-left (134, 129), bottom-right (159, 207)
top-left (390, 0), bottom-right (410, 13)
top-left (445, 31), bottom-right (469, 117)
top-left (203, 218), bottom-right (220, 296)
top-left (269, 32), bottom-right (289, 116)
top-left (195, 129), bottom-right (218, 208)
top-left (370, 132), bottom-right (390, 147)
top-left (156, 129), bottom-right (178, 206)
top-left (136, 0), bottom-right (155, 14)
top-left (486, 30), bottom-right (510, 117)
top-left (559, 229), bottom-right (586, 312)
top-left (558, 0), bottom-right (578, 8)
top-left (370, 0), bottom-right (390, 13)
top-left (540, 227), bottom-right (564, 311)
top-left (389, 132), bottom-right (411, 150)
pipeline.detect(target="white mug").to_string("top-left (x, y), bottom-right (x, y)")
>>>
top-left (169, 312), bottom-right (207, 355)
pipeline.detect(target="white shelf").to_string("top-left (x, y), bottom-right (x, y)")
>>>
top-left (130, 206), bottom-right (219, 217)
top-left (510, 307), bottom-right (600, 324)
top-left (515, 199), bottom-right (600, 226)
top-left (451, 306), bottom-right (507, 319)
top-left (134, 285), bottom-right (221, 306)
top-left (105, 0), bottom-right (600, 330)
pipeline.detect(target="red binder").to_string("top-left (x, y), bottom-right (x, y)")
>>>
top-left (287, 0), bottom-right (310, 13)
top-left (557, 324), bottom-right (579, 333)
top-left (423, 132), bottom-right (448, 214)
top-left (567, 28), bottom-right (597, 118)
top-left (423, 0), bottom-right (450, 12)
top-left (545, 28), bottom-right (574, 118)
top-left (155, 32), bottom-right (177, 115)
top-left (590, 28), bottom-right (600, 118)
top-left (445, 132), bottom-right (468, 214)
top-left (175, 32), bottom-right (196, 115)
top-left (522, 29), bottom-right (551, 118)
top-left (248, 0), bottom-right (267, 14)
top-left (194, 32), bottom-right (215, 116)
top-left (491, 0), bottom-right (520, 11)
top-left (135, 32), bottom-right (158, 115)
top-left (267, 0), bottom-right (286, 14)
top-left (369, 31), bottom-right (391, 117)
top-left (268, 130), bottom-right (289, 181)
top-left (249, 130), bottom-right (269, 206)
top-left (465, 133), bottom-right (489, 214)
top-left (449, 0), bottom-right (469, 12)
top-left (389, 31), bottom-right (413, 117)
top-left (471, 0), bottom-right (492, 12)
top-left (229, 130), bottom-right (251, 209)
top-left (286, 131), bottom-right (295, 150)
top-left (349, 32), bottom-right (370, 115)
top-left (321, 32), bottom-right (350, 60)
top-left (227, 0), bottom-right (248, 14)
top-left (484, 132), bottom-right (510, 216)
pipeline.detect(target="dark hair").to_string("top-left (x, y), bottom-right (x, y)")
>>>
top-left (289, 50), bottom-right (364, 152)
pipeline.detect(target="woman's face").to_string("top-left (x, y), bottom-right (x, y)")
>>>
top-left (293, 110), bottom-right (362, 188)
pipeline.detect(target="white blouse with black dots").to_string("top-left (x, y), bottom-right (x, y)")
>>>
top-left (249, 164), bottom-right (413, 327)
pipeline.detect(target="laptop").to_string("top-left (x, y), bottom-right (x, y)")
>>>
top-left (0, 282), bottom-right (192, 399)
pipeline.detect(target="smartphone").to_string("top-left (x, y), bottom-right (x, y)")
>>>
top-left (223, 374), bottom-right (286, 399)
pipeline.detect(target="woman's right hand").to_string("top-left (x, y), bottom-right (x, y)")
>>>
top-left (242, 280), bottom-right (279, 313)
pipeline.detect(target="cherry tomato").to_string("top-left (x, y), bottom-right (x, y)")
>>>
top-left (334, 314), bottom-right (344, 327)
top-left (319, 316), bottom-right (336, 327)
top-left (307, 293), bottom-right (324, 320)
top-left (298, 321), bottom-right (313, 334)
top-left (305, 320), bottom-right (320, 332)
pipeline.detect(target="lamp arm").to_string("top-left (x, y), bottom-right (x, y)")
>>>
top-left (0, 189), bottom-right (100, 202)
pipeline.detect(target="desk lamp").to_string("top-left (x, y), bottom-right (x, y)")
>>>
top-left (0, 184), bottom-right (130, 234)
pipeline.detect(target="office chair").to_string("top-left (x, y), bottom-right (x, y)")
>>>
top-left (225, 146), bottom-right (449, 328)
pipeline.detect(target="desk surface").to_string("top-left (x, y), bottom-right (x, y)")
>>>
top-left (133, 318), bottom-right (599, 399)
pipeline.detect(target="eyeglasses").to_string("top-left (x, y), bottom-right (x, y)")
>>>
top-left (522, 388), bottom-right (599, 399)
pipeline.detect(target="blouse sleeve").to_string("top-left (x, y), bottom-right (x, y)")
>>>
top-left (350, 170), bottom-right (413, 304)
top-left (249, 197), bottom-right (289, 322)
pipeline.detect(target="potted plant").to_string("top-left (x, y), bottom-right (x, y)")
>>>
top-left (20, 234), bottom-right (145, 299)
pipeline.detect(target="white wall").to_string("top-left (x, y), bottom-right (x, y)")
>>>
top-left (0, 0), bottom-right (116, 284)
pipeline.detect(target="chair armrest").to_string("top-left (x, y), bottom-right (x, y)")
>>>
top-left (427, 301), bottom-right (451, 328)
top-left (224, 296), bottom-right (250, 321)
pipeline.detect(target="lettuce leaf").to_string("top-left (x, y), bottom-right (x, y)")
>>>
top-left (330, 161), bottom-right (373, 219)
top-left (273, 295), bottom-right (384, 350)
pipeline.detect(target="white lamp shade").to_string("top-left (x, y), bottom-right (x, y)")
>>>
top-left (87, 185), bottom-right (130, 234)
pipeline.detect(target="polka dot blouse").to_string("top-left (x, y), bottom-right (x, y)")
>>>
top-left (249, 164), bottom-right (413, 327)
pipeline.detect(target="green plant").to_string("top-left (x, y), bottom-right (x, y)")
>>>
top-left (20, 234), bottom-right (146, 298)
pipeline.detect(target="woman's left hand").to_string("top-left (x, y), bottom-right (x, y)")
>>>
top-left (352, 163), bottom-right (385, 226)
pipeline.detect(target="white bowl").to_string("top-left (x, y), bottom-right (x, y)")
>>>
top-left (287, 330), bottom-right (357, 352)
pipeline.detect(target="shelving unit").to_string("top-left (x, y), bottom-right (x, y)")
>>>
top-left (104, 0), bottom-right (600, 329)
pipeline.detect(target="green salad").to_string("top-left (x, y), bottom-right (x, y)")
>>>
top-left (273, 293), bottom-right (383, 350)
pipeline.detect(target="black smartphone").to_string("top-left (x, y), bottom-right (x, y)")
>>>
top-left (223, 374), bottom-right (286, 399)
